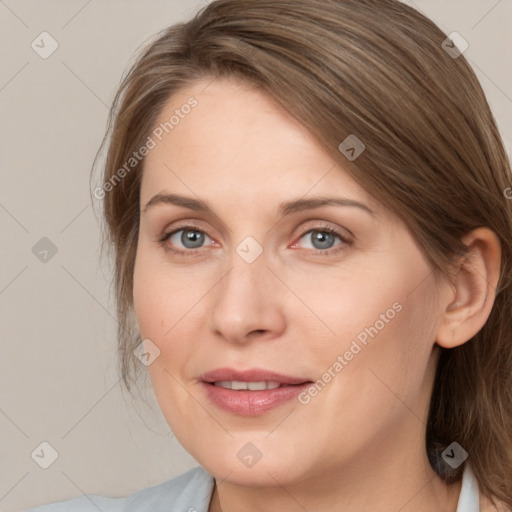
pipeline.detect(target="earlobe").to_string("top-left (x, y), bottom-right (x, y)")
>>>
top-left (436, 227), bottom-right (501, 349)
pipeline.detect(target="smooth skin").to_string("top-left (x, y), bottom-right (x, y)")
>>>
top-left (132, 77), bottom-right (501, 512)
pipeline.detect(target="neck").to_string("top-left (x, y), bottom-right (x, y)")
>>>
top-left (208, 449), bottom-right (462, 512)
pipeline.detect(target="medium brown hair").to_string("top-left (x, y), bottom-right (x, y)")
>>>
top-left (92, 0), bottom-right (512, 505)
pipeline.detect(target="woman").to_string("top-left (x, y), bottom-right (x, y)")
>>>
top-left (28, 0), bottom-right (512, 510)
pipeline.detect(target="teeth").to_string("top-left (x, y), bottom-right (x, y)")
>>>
top-left (215, 381), bottom-right (234, 389)
top-left (213, 381), bottom-right (282, 390)
top-left (247, 382), bottom-right (266, 391)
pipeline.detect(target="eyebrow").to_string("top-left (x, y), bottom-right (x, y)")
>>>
top-left (142, 193), bottom-right (376, 217)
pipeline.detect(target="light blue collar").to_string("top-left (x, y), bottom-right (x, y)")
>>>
top-left (456, 464), bottom-right (480, 512)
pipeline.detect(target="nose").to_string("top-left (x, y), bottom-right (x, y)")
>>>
top-left (208, 251), bottom-right (287, 345)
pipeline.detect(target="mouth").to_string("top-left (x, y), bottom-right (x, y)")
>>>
top-left (199, 368), bottom-right (313, 416)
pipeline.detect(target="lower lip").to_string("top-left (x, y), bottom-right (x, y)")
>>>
top-left (201, 382), bottom-right (311, 416)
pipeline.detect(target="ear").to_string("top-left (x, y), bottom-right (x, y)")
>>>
top-left (436, 227), bottom-right (501, 349)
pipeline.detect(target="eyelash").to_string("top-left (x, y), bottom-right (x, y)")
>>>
top-left (158, 224), bottom-right (352, 256)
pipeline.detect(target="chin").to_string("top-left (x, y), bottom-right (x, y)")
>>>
top-left (204, 457), bottom-right (303, 487)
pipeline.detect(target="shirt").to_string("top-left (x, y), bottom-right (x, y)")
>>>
top-left (24, 463), bottom-right (483, 511)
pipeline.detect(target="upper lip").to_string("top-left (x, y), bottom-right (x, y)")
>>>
top-left (200, 367), bottom-right (311, 385)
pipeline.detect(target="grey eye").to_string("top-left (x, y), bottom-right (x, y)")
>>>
top-left (299, 230), bottom-right (341, 250)
top-left (170, 229), bottom-right (210, 249)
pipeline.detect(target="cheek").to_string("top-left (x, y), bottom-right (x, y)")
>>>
top-left (286, 260), bottom-right (411, 351)
top-left (354, 290), bottom-right (436, 421)
top-left (133, 246), bottom-right (202, 340)
top-left (132, 253), bottom-right (208, 431)
top-left (295, 250), bottom-right (437, 399)
top-left (132, 248), bottom-right (216, 397)
top-left (290, 271), bottom-right (438, 461)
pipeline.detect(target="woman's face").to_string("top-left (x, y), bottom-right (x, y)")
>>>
top-left (133, 77), bottom-right (447, 486)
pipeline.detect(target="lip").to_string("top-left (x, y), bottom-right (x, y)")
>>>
top-left (200, 367), bottom-right (310, 385)
top-left (199, 367), bottom-right (313, 416)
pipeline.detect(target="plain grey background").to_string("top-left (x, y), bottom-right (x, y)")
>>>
top-left (1, 1), bottom-right (511, 510)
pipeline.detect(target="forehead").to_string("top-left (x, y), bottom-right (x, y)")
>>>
top-left (146, 77), bottom-right (324, 167)
top-left (141, 77), bottom-right (382, 215)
